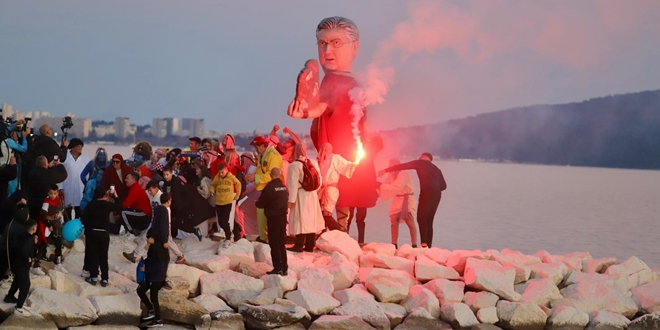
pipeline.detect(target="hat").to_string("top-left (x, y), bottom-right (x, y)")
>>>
top-left (68, 138), bottom-right (84, 150)
top-left (250, 136), bottom-right (269, 146)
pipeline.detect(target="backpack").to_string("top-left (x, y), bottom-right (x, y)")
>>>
top-left (296, 159), bottom-right (321, 191)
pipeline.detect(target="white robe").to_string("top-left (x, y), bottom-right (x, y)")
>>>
top-left (287, 158), bottom-right (324, 235)
top-left (59, 150), bottom-right (90, 208)
top-left (319, 154), bottom-right (355, 214)
top-left (379, 171), bottom-right (416, 217)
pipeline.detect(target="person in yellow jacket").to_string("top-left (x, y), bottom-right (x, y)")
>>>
top-left (245, 136), bottom-right (283, 243)
top-left (211, 163), bottom-right (242, 248)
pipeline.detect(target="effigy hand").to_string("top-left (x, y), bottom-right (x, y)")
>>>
top-left (289, 59), bottom-right (320, 119)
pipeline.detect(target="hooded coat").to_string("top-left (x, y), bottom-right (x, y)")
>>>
top-left (101, 154), bottom-right (132, 200)
top-left (0, 190), bottom-right (27, 230)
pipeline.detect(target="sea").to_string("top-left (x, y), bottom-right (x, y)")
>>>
top-left (85, 144), bottom-right (660, 268)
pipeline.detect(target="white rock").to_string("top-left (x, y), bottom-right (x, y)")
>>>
top-left (400, 285), bottom-right (440, 318)
top-left (167, 263), bottom-right (208, 296)
top-left (528, 262), bottom-right (568, 286)
top-left (394, 244), bottom-right (426, 260)
top-left (614, 268), bottom-right (654, 290)
top-left (324, 261), bottom-right (358, 291)
top-left (185, 254), bottom-right (231, 273)
top-left (464, 258), bottom-right (521, 301)
top-left (561, 252), bottom-right (593, 271)
top-left (446, 250), bottom-right (491, 275)
top-left (362, 242), bottom-right (396, 256)
top-left (423, 247), bottom-right (453, 265)
top-left (500, 248), bottom-right (543, 265)
top-left (237, 261), bottom-right (272, 278)
top-left (27, 288), bottom-right (98, 328)
top-left (199, 269), bottom-right (264, 296)
top-left (108, 271), bottom-right (138, 294)
top-left (316, 230), bottom-right (363, 264)
top-left (191, 294), bottom-right (233, 313)
top-left (562, 270), bottom-right (615, 287)
top-left (72, 238), bottom-right (85, 253)
top-left (550, 298), bottom-right (587, 311)
top-left (423, 278), bottom-right (465, 305)
top-left (90, 293), bottom-right (141, 325)
top-left (48, 269), bottom-right (122, 298)
top-left (439, 302), bottom-right (479, 329)
top-left (496, 300), bottom-right (548, 330)
top-left (489, 250), bottom-right (532, 284)
top-left (332, 297), bottom-right (390, 330)
top-left (477, 306), bottom-right (499, 324)
top-left (297, 268), bottom-right (335, 295)
top-left (463, 291), bottom-right (499, 312)
top-left (631, 280), bottom-right (660, 313)
top-left (514, 278), bottom-right (562, 307)
top-left (196, 312), bottom-right (246, 330)
top-left (534, 250), bottom-right (563, 264)
top-left (285, 289), bottom-right (341, 316)
top-left (29, 273), bottom-right (52, 292)
top-left (217, 238), bottom-right (256, 269)
top-left (585, 310), bottom-right (630, 330)
top-left (605, 256), bottom-right (650, 278)
top-left (330, 251), bottom-right (349, 264)
top-left (414, 255), bottom-right (460, 281)
top-left (261, 274), bottom-right (298, 296)
top-left (560, 281), bottom-right (638, 318)
top-left (309, 315), bottom-right (377, 330)
top-left (360, 253), bottom-right (414, 276)
top-left (180, 235), bottom-right (220, 254)
top-left (252, 241), bottom-right (273, 265)
top-left (332, 284), bottom-right (374, 305)
top-left (364, 268), bottom-right (416, 303)
top-left (379, 303), bottom-right (407, 328)
top-left (582, 258), bottom-right (616, 274)
top-left (547, 305), bottom-right (589, 330)
top-left (219, 287), bottom-right (279, 308)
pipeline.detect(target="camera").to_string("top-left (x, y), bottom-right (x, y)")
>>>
top-left (61, 116), bottom-right (74, 132)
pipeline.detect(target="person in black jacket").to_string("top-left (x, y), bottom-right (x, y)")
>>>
top-left (137, 193), bottom-right (171, 327)
top-left (4, 211), bottom-right (36, 317)
top-left (0, 189), bottom-right (27, 238)
top-left (27, 156), bottom-right (67, 220)
top-left (0, 155), bottom-right (18, 205)
top-left (82, 186), bottom-right (121, 287)
top-left (0, 205), bottom-right (28, 286)
top-left (378, 152), bottom-right (447, 248)
top-left (255, 168), bottom-right (289, 276)
top-left (32, 125), bottom-right (66, 163)
top-left (161, 166), bottom-right (183, 237)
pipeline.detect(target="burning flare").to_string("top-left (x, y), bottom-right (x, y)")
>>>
top-left (355, 140), bottom-right (365, 165)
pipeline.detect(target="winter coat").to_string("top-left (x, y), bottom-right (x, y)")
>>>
top-left (101, 154), bottom-right (132, 200)
top-left (145, 205), bottom-right (170, 282)
top-left (32, 135), bottom-right (65, 163)
top-left (122, 183), bottom-right (152, 217)
top-left (286, 158), bottom-right (324, 235)
top-left (255, 146), bottom-right (283, 192)
top-left (255, 178), bottom-right (288, 219)
top-left (210, 172), bottom-right (241, 206)
top-left (178, 183), bottom-right (215, 233)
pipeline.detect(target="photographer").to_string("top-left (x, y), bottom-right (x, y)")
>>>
top-left (33, 125), bottom-right (66, 163)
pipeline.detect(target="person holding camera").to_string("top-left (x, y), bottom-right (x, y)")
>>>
top-left (32, 125), bottom-right (66, 163)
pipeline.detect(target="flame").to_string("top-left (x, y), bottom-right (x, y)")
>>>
top-left (355, 139), bottom-right (365, 165)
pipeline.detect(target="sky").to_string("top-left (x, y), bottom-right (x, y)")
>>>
top-left (1, 0), bottom-right (659, 134)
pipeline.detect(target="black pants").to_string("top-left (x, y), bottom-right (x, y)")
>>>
top-left (137, 281), bottom-right (164, 320)
top-left (0, 250), bottom-right (8, 280)
top-left (293, 233), bottom-right (316, 252)
top-left (121, 209), bottom-right (151, 235)
top-left (64, 206), bottom-right (82, 221)
top-left (417, 192), bottom-right (442, 247)
top-left (267, 215), bottom-right (288, 272)
top-left (323, 215), bottom-right (344, 232)
top-left (86, 230), bottom-right (110, 281)
top-left (215, 204), bottom-right (233, 239)
top-left (7, 267), bottom-right (30, 309)
top-left (346, 207), bottom-right (367, 244)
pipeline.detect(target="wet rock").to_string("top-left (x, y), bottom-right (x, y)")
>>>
top-left (316, 230), bottom-right (362, 264)
top-left (514, 278), bottom-right (562, 307)
top-left (191, 294), bottom-right (233, 313)
top-left (27, 288), bottom-right (98, 328)
top-left (464, 258), bottom-right (521, 302)
top-left (89, 293), bottom-right (141, 325)
top-left (439, 302), bottom-right (480, 329)
top-left (495, 300), bottom-right (548, 330)
top-left (584, 310), bottom-right (630, 330)
top-left (400, 285), bottom-right (440, 318)
top-left (546, 305), bottom-right (589, 330)
top-left (285, 289), bottom-right (341, 316)
top-left (199, 269), bottom-right (264, 296)
top-left (309, 315), bottom-right (376, 330)
top-left (158, 291), bottom-right (207, 325)
top-left (424, 278), bottom-right (465, 305)
top-left (463, 291), bottom-right (500, 312)
top-left (415, 255), bottom-right (460, 281)
top-left (238, 300), bottom-right (310, 329)
top-left (331, 297), bottom-right (390, 330)
top-left (631, 280), bottom-right (660, 313)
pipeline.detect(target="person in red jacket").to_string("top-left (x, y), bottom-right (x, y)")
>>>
top-left (101, 154), bottom-right (132, 201)
top-left (116, 172), bottom-right (152, 236)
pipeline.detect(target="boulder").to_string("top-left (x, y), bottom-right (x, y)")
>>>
top-left (167, 263), bottom-right (208, 296)
top-left (185, 254), bottom-right (231, 273)
top-left (561, 252), bottom-right (593, 271)
top-left (332, 284), bottom-right (374, 304)
top-left (446, 250), bottom-right (492, 275)
top-left (477, 306), bottom-right (499, 324)
top-left (238, 300), bottom-right (310, 329)
top-left (297, 268), bottom-right (335, 295)
top-left (424, 278), bottom-right (465, 305)
top-left (238, 261), bottom-right (272, 278)
top-left (191, 294), bottom-right (233, 313)
top-left (604, 256), bottom-right (650, 278)
top-left (464, 258), bottom-right (521, 301)
top-left (181, 235), bottom-right (220, 254)
top-left (199, 269), bottom-right (264, 296)
top-left (324, 261), bottom-right (358, 291)
top-left (488, 250), bottom-right (532, 284)
top-left (379, 303), bottom-right (407, 328)
top-left (195, 311), bottom-right (246, 330)
top-left (316, 230), bottom-right (363, 264)
top-left (400, 285), bottom-right (440, 318)
top-left (631, 280), bottom-right (660, 313)
top-left (471, 325), bottom-right (505, 330)
top-left (463, 291), bottom-right (500, 312)
top-left (500, 249), bottom-right (543, 266)
top-left (108, 271), bottom-right (138, 294)
top-left (219, 287), bottom-right (279, 308)
top-left (546, 305), bottom-right (589, 330)
top-left (217, 238), bottom-right (256, 269)
top-left (394, 307), bottom-right (452, 330)
top-left (29, 273), bottom-right (52, 292)
top-left (627, 312), bottom-right (660, 330)
top-left (68, 326), bottom-right (140, 330)
top-left (159, 292), bottom-right (207, 325)
top-left (253, 242), bottom-right (273, 265)
top-left (364, 268), bottom-right (416, 303)
top-left (309, 315), bottom-right (377, 330)
top-left (89, 294), bottom-right (141, 325)
top-left (49, 269), bottom-right (123, 298)
top-left (423, 247), bottom-right (454, 265)
top-left (585, 310), bottom-right (630, 330)
top-left (528, 262), bottom-right (567, 286)
top-left (582, 258), bottom-right (616, 274)
top-left (550, 298), bottom-right (587, 311)
top-left (331, 297), bottom-right (390, 330)
top-left (362, 242), bottom-right (397, 256)
top-left (514, 278), bottom-right (562, 307)
top-left (415, 255), bottom-right (461, 281)
top-left (559, 281), bottom-right (638, 318)
top-left (533, 250), bottom-right (563, 264)
top-left (285, 289), bottom-right (340, 315)
top-left (439, 302), bottom-right (480, 329)
top-left (0, 314), bottom-right (59, 330)
top-left (360, 254), bottom-right (415, 276)
top-left (614, 268), bottom-right (654, 290)
top-left (162, 276), bottom-right (190, 298)
top-left (27, 288), bottom-right (98, 328)
top-left (562, 270), bottom-right (614, 287)
top-left (274, 324), bottom-right (307, 330)
top-left (495, 300), bottom-right (548, 330)
top-left (394, 244), bottom-right (426, 260)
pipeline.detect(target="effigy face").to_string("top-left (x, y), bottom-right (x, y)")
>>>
top-left (316, 28), bottom-right (359, 73)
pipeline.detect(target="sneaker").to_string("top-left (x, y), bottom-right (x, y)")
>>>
top-left (4, 295), bottom-right (18, 304)
top-left (85, 277), bottom-right (98, 286)
top-left (175, 256), bottom-right (186, 264)
top-left (147, 319), bottom-right (163, 327)
top-left (141, 310), bottom-right (155, 322)
top-left (221, 240), bottom-right (231, 249)
top-left (100, 280), bottom-right (108, 287)
top-left (123, 252), bottom-right (138, 263)
top-left (266, 269), bottom-right (283, 276)
top-left (31, 267), bottom-right (46, 276)
top-left (81, 269), bottom-right (90, 278)
top-left (194, 228), bottom-right (203, 242)
top-left (14, 307), bottom-right (30, 317)
top-left (54, 264), bottom-right (69, 274)
top-left (286, 247), bottom-right (303, 253)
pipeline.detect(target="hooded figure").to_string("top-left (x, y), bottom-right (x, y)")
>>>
top-left (81, 148), bottom-right (109, 185)
top-left (178, 167), bottom-right (215, 237)
top-left (101, 154), bottom-right (132, 201)
top-left (287, 144), bottom-right (324, 251)
top-left (0, 207), bottom-right (30, 283)
top-left (0, 190), bottom-right (28, 230)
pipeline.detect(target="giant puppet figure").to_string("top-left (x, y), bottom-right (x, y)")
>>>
top-left (287, 17), bottom-right (379, 239)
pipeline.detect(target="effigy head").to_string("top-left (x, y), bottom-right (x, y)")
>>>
top-left (316, 16), bottom-right (360, 73)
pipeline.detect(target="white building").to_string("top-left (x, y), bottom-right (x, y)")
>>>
top-left (114, 117), bottom-right (130, 139)
top-left (152, 118), bottom-right (167, 138)
top-left (181, 118), bottom-right (204, 137)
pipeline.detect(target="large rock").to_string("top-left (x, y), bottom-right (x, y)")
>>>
top-left (627, 312), bottom-right (660, 330)
top-left (464, 258), bottom-right (521, 301)
top-left (477, 306), bottom-right (499, 324)
top-left (500, 249), bottom-right (543, 266)
top-left (379, 303), bottom-right (407, 328)
top-left (316, 230), bottom-right (363, 264)
top-left (547, 305), bottom-right (589, 330)
top-left (582, 258), bottom-right (617, 274)
top-left (528, 262), bottom-right (568, 286)
top-left (199, 269), bottom-right (264, 296)
top-left (495, 300), bottom-right (548, 330)
top-left (309, 315), bottom-right (377, 330)
top-left (89, 294), bottom-right (141, 325)
top-left (165, 276), bottom-right (192, 298)
top-left (27, 288), bottom-right (98, 328)
top-left (167, 263), bottom-right (208, 296)
top-left (324, 261), bottom-right (358, 291)
top-left (561, 252), bottom-right (593, 271)
top-left (415, 255), bottom-right (461, 281)
top-left (363, 242), bottom-right (397, 256)
top-left (585, 310), bottom-right (630, 330)
top-left (463, 291), bottom-right (500, 312)
top-left (394, 307), bottom-right (452, 330)
top-left (238, 261), bottom-right (272, 278)
top-left (631, 280), bottom-right (660, 313)
top-left (253, 242), bottom-right (273, 265)
top-left (66, 326), bottom-right (140, 330)
top-left (29, 273), bottom-right (52, 292)
top-left (191, 294), bottom-right (233, 313)
top-left (446, 250), bottom-right (492, 275)
top-left (439, 302), bottom-right (480, 329)
top-left (332, 284), bottom-right (374, 304)
top-left (49, 269), bottom-right (122, 298)
top-left (364, 268), bottom-right (415, 303)
top-left (331, 298), bottom-right (390, 330)
top-left (562, 270), bottom-right (615, 287)
top-left (196, 311), bottom-right (246, 330)
top-left (181, 235), bottom-right (220, 255)
top-left (238, 300), bottom-right (310, 329)
top-left (400, 285), bottom-right (440, 319)
top-left (159, 292), bottom-right (207, 324)
top-left (108, 271), bottom-right (138, 294)
top-left (0, 314), bottom-right (59, 330)
top-left (219, 287), bottom-right (279, 308)
top-left (261, 274), bottom-right (298, 296)
top-left (614, 268), bottom-right (654, 290)
top-left (560, 281), bottom-right (638, 318)
top-left (297, 268), bottom-right (335, 295)
top-left (424, 278), bottom-right (465, 305)
top-left (285, 289), bottom-right (341, 315)
top-left (186, 254), bottom-right (231, 273)
top-left (360, 254), bottom-right (415, 276)
top-left (423, 247), bottom-right (453, 265)
top-left (604, 256), bottom-right (650, 278)
top-left (217, 238), bottom-right (256, 269)
top-left (514, 278), bottom-right (562, 307)
top-left (488, 250), bottom-right (532, 284)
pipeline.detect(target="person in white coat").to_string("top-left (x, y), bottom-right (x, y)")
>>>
top-left (317, 143), bottom-right (356, 231)
top-left (286, 144), bottom-right (324, 252)
top-left (378, 158), bottom-right (417, 248)
top-left (59, 138), bottom-right (90, 219)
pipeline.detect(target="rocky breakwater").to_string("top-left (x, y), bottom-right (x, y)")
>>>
top-left (1, 230), bottom-right (659, 329)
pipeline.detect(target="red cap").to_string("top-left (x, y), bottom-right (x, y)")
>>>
top-left (250, 136), bottom-right (269, 146)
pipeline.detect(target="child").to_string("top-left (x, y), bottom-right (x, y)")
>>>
top-left (36, 185), bottom-right (66, 274)
top-left (81, 186), bottom-right (121, 286)
top-left (137, 193), bottom-right (172, 327)
top-left (6, 212), bottom-right (37, 316)
top-left (255, 168), bottom-right (289, 275)
top-left (210, 163), bottom-right (241, 248)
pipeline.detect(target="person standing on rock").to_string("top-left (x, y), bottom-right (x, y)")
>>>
top-left (378, 152), bottom-right (447, 248)
top-left (137, 193), bottom-right (171, 327)
top-left (211, 163), bottom-right (242, 248)
top-left (5, 211), bottom-right (37, 317)
top-left (317, 142), bottom-right (356, 232)
top-left (255, 167), bottom-right (289, 275)
top-left (378, 158), bottom-right (417, 249)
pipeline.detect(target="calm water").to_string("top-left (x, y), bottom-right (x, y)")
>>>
top-left (85, 145), bottom-right (660, 268)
